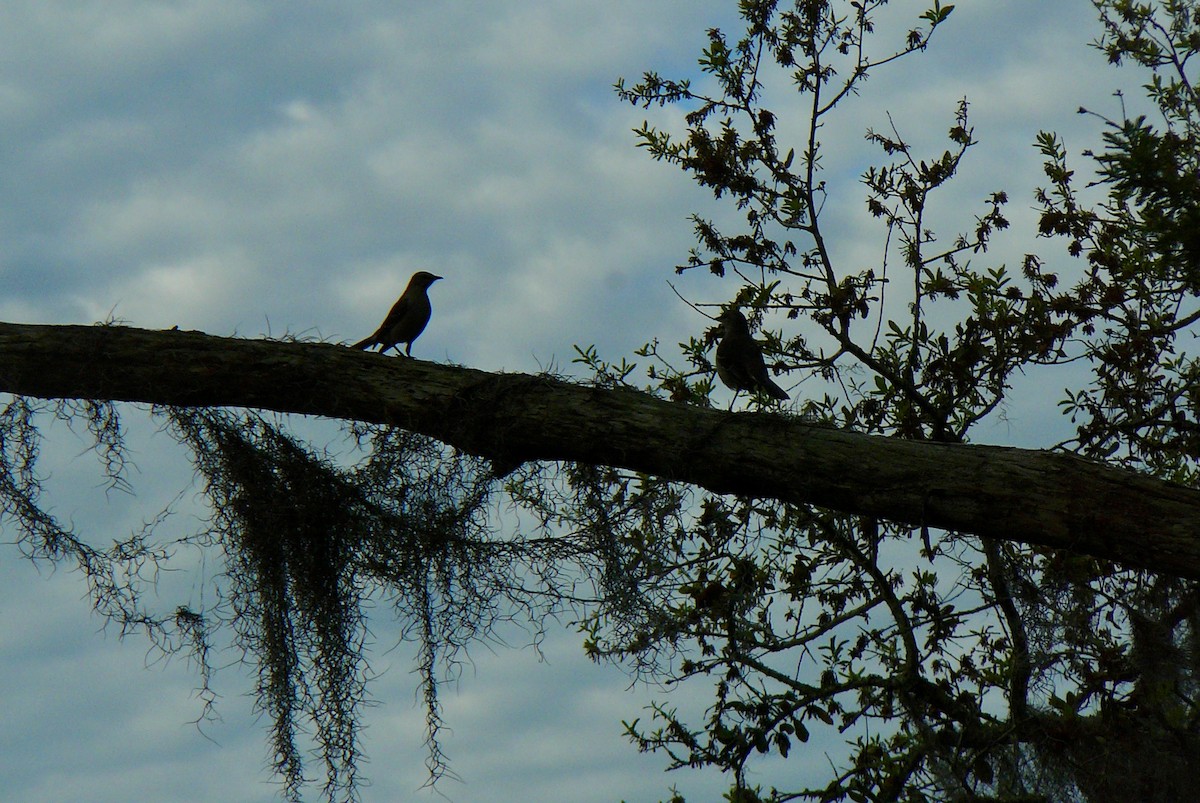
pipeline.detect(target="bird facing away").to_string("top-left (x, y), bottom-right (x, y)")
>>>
top-left (714, 308), bottom-right (789, 401)
top-left (353, 270), bottom-right (442, 356)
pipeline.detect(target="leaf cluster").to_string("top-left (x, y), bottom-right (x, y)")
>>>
top-left (564, 2), bottom-right (1200, 801)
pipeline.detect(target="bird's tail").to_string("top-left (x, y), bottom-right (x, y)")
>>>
top-left (351, 337), bottom-right (376, 350)
top-left (763, 378), bottom-right (789, 401)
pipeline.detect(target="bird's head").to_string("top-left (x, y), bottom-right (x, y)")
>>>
top-left (715, 307), bottom-right (750, 335)
top-left (411, 270), bottom-right (443, 288)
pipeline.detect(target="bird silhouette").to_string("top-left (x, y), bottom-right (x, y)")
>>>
top-left (352, 271), bottom-right (442, 356)
top-left (714, 308), bottom-right (789, 401)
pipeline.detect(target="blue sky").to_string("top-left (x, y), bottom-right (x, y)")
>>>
top-left (0, 2), bottom-right (1146, 801)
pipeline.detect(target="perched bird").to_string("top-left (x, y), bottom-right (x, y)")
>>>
top-left (714, 308), bottom-right (789, 401)
top-left (352, 271), bottom-right (442, 356)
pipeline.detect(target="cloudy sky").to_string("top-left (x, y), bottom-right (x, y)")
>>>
top-left (0, 2), bottom-right (1148, 801)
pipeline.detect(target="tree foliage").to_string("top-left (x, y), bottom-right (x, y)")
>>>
top-left (573, 0), bottom-right (1200, 800)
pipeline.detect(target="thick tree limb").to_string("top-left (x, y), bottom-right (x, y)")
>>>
top-left (2, 321), bottom-right (1198, 577)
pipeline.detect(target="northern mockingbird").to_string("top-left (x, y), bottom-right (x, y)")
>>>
top-left (352, 270), bottom-right (442, 356)
top-left (714, 308), bottom-right (789, 401)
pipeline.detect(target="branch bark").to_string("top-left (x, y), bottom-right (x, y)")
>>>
top-left (3, 321), bottom-right (1199, 577)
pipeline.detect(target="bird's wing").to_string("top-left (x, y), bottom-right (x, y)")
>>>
top-left (379, 293), bottom-right (414, 331)
top-left (716, 337), bottom-right (757, 389)
top-left (355, 293), bottom-right (413, 348)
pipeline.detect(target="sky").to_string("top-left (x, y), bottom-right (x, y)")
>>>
top-left (0, 2), bottom-right (1152, 801)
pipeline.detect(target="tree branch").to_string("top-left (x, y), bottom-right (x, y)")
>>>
top-left (3, 321), bottom-right (1199, 577)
